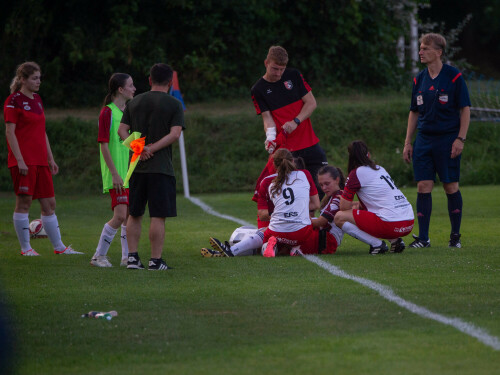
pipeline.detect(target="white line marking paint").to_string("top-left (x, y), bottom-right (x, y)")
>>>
top-left (188, 197), bottom-right (253, 227)
top-left (188, 196), bottom-right (500, 351)
top-left (303, 253), bottom-right (500, 351)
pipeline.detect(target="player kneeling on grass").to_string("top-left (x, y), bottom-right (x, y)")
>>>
top-left (202, 148), bottom-right (341, 257)
top-left (334, 140), bottom-right (414, 255)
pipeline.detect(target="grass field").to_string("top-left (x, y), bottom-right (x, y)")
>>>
top-left (0, 186), bottom-right (499, 375)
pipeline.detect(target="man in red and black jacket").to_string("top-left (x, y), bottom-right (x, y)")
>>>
top-left (251, 45), bottom-right (328, 199)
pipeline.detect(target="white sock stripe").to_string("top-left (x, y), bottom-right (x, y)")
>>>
top-left (188, 196), bottom-right (500, 351)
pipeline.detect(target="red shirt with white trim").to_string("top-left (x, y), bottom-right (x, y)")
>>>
top-left (3, 92), bottom-right (47, 167)
top-left (251, 68), bottom-right (319, 152)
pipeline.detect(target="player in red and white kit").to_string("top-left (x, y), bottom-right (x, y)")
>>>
top-left (207, 149), bottom-right (341, 257)
top-left (310, 166), bottom-right (346, 252)
top-left (251, 46), bottom-right (328, 199)
top-left (335, 140), bottom-right (414, 255)
top-left (4, 62), bottom-right (82, 256)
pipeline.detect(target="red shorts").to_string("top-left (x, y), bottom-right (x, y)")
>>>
top-left (109, 188), bottom-right (129, 210)
top-left (352, 209), bottom-right (414, 239)
top-left (264, 225), bottom-right (338, 255)
top-left (10, 166), bottom-right (54, 199)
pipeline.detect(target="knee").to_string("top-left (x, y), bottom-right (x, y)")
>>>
top-left (443, 182), bottom-right (459, 195)
top-left (417, 180), bottom-right (434, 193)
top-left (334, 213), bottom-right (345, 228)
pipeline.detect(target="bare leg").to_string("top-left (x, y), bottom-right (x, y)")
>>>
top-left (126, 215), bottom-right (143, 254)
top-left (149, 217), bottom-right (165, 259)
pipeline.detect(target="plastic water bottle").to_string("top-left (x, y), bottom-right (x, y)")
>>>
top-left (95, 312), bottom-right (112, 321)
top-left (81, 310), bottom-right (118, 319)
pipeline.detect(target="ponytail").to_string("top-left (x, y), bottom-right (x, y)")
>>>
top-left (103, 73), bottom-right (131, 107)
top-left (10, 61), bottom-right (41, 94)
top-left (270, 148), bottom-right (297, 199)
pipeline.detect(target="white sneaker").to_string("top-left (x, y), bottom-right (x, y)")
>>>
top-left (21, 249), bottom-right (40, 256)
top-left (120, 258), bottom-right (128, 267)
top-left (90, 255), bottom-right (113, 267)
top-left (55, 245), bottom-right (84, 255)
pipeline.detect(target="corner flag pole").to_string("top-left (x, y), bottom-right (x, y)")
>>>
top-left (170, 71), bottom-right (190, 198)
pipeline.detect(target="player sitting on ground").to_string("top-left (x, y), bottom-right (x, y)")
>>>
top-left (203, 148), bottom-right (341, 257)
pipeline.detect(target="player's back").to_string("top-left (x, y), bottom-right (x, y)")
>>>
top-left (355, 166), bottom-right (413, 222)
top-left (268, 170), bottom-right (312, 232)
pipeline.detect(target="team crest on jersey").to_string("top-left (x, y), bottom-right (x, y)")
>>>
top-left (284, 80), bottom-right (293, 90)
top-left (267, 88), bottom-right (272, 94)
top-left (438, 94), bottom-right (448, 104)
top-left (24, 105), bottom-right (31, 111)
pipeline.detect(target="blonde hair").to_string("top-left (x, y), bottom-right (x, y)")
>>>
top-left (266, 46), bottom-right (288, 66)
top-left (10, 61), bottom-right (41, 94)
top-left (420, 33), bottom-right (446, 55)
top-left (270, 148), bottom-right (297, 199)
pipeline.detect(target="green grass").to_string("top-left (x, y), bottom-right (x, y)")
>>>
top-left (0, 186), bottom-right (499, 374)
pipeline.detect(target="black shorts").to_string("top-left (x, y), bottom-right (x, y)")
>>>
top-left (292, 143), bottom-right (328, 198)
top-left (129, 173), bottom-right (177, 218)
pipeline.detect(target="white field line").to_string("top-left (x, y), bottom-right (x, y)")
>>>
top-left (188, 197), bottom-right (253, 227)
top-left (188, 196), bottom-right (500, 351)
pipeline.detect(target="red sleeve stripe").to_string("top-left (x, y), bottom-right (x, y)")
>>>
top-left (300, 73), bottom-right (311, 92)
top-left (452, 73), bottom-right (462, 83)
top-left (413, 77), bottom-right (417, 86)
top-left (251, 95), bottom-right (261, 115)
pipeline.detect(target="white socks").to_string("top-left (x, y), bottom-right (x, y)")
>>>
top-left (232, 232), bottom-right (264, 256)
top-left (13, 212), bottom-right (31, 251)
top-left (120, 225), bottom-right (128, 259)
top-left (41, 213), bottom-right (66, 252)
top-left (95, 223), bottom-right (118, 257)
top-left (342, 222), bottom-right (382, 247)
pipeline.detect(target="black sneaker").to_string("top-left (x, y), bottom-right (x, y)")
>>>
top-left (127, 252), bottom-right (144, 269)
top-left (449, 233), bottom-right (461, 248)
top-left (148, 258), bottom-right (169, 270)
top-left (408, 234), bottom-right (431, 248)
top-left (389, 238), bottom-right (406, 253)
top-left (209, 237), bottom-right (234, 257)
top-left (369, 241), bottom-right (388, 255)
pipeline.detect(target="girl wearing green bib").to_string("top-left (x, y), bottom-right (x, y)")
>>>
top-left (91, 73), bottom-right (136, 267)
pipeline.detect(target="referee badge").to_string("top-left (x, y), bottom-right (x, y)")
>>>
top-left (284, 80), bottom-right (293, 90)
top-left (417, 95), bottom-right (423, 106)
top-left (438, 93), bottom-right (448, 104)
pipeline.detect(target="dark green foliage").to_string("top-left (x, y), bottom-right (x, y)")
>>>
top-left (0, 0), bottom-right (410, 106)
top-left (2, 95), bottom-right (498, 195)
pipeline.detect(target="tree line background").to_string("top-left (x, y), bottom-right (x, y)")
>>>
top-left (0, 0), bottom-right (498, 107)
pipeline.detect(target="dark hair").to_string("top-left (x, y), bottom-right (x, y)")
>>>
top-left (150, 63), bottom-right (173, 86)
top-left (293, 156), bottom-right (306, 170)
top-left (10, 61), bottom-right (41, 94)
top-left (347, 140), bottom-right (378, 173)
top-left (103, 73), bottom-right (131, 106)
top-left (270, 148), bottom-right (297, 199)
top-left (318, 165), bottom-right (345, 189)
top-left (318, 165), bottom-right (345, 209)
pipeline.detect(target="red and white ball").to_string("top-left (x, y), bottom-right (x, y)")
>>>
top-left (29, 219), bottom-right (48, 238)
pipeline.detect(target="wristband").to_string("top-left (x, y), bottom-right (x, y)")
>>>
top-left (293, 117), bottom-right (301, 125)
top-left (456, 137), bottom-right (466, 143)
top-left (266, 127), bottom-right (277, 142)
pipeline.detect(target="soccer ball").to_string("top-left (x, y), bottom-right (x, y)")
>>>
top-left (229, 226), bottom-right (259, 246)
top-left (29, 219), bottom-right (48, 238)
